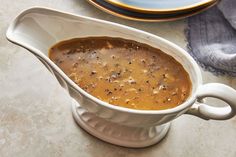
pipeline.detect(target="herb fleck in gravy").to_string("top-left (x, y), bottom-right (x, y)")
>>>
top-left (49, 37), bottom-right (191, 110)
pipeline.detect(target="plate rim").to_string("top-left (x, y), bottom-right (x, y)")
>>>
top-left (105, 0), bottom-right (216, 13)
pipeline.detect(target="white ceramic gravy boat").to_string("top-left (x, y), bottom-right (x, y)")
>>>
top-left (6, 7), bottom-right (236, 148)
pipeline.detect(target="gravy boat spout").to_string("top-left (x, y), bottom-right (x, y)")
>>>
top-left (6, 7), bottom-right (204, 147)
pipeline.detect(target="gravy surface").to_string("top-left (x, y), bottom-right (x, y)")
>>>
top-left (49, 37), bottom-right (191, 110)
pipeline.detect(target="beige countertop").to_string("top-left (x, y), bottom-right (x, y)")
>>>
top-left (0, 1), bottom-right (236, 157)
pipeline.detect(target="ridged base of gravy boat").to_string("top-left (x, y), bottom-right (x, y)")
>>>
top-left (6, 7), bottom-right (236, 148)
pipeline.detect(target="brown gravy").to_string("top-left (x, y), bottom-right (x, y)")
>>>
top-left (49, 37), bottom-right (191, 110)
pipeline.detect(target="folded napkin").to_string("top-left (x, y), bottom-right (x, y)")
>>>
top-left (187, 0), bottom-right (236, 76)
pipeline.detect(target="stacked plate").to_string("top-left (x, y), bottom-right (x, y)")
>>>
top-left (87, 0), bottom-right (218, 22)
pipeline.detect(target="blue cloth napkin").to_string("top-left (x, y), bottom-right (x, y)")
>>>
top-left (187, 0), bottom-right (236, 76)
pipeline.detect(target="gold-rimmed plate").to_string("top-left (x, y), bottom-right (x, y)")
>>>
top-left (87, 0), bottom-right (218, 22)
top-left (105, 0), bottom-right (216, 13)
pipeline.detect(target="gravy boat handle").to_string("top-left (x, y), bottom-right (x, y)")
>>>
top-left (186, 83), bottom-right (236, 120)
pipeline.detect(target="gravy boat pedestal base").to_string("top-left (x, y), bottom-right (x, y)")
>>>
top-left (71, 99), bottom-right (170, 148)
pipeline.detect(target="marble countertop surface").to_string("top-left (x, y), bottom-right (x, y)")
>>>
top-left (0, 1), bottom-right (236, 157)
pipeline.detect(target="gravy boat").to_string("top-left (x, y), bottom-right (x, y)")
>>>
top-left (6, 7), bottom-right (236, 148)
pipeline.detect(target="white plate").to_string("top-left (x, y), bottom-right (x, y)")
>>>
top-left (106, 0), bottom-right (216, 12)
top-left (88, 0), bottom-right (218, 22)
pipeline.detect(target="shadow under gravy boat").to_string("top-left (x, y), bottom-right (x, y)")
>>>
top-left (6, 7), bottom-right (236, 148)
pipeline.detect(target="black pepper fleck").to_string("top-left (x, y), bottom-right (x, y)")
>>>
top-left (107, 91), bottom-right (112, 95)
top-left (90, 71), bottom-right (97, 75)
